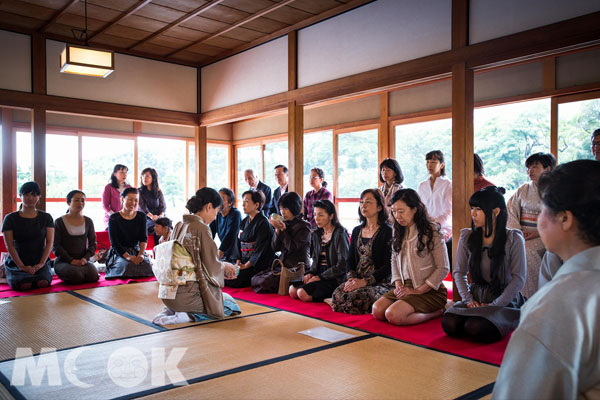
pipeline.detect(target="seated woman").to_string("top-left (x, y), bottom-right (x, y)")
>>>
top-left (378, 158), bottom-right (404, 223)
top-left (442, 186), bottom-right (526, 343)
top-left (102, 164), bottom-right (131, 230)
top-left (209, 188), bottom-right (241, 263)
top-left (331, 189), bottom-right (393, 315)
top-left (138, 167), bottom-right (166, 239)
top-left (153, 188), bottom-right (241, 325)
top-left (53, 190), bottom-right (99, 284)
top-left (290, 200), bottom-right (349, 302)
top-left (251, 192), bottom-right (311, 293)
top-left (372, 189), bottom-right (449, 325)
top-left (154, 217), bottom-right (172, 244)
top-left (1, 182), bottom-right (54, 291)
top-left (225, 190), bottom-right (275, 288)
top-left (106, 187), bottom-right (153, 279)
top-left (492, 160), bottom-right (600, 399)
top-left (303, 167), bottom-right (333, 228)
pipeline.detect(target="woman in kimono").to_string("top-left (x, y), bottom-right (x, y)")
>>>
top-left (224, 190), bottom-right (275, 288)
top-left (442, 186), bottom-right (526, 343)
top-left (506, 152), bottom-right (555, 298)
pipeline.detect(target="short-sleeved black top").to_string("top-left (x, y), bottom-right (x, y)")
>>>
top-left (2, 211), bottom-right (54, 266)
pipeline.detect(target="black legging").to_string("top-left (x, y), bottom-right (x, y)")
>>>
top-left (441, 313), bottom-right (502, 343)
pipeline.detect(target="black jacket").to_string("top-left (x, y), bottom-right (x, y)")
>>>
top-left (256, 181), bottom-right (273, 217)
top-left (308, 226), bottom-right (349, 284)
top-left (270, 185), bottom-right (288, 215)
top-left (271, 216), bottom-right (311, 269)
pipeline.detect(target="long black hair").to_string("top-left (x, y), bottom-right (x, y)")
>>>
top-left (379, 158), bottom-right (404, 184)
top-left (390, 189), bottom-right (438, 256)
top-left (109, 164), bottom-right (128, 188)
top-left (140, 167), bottom-right (160, 196)
top-left (313, 199), bottom-right (344, 232)
top-left (467, 186), bottom-right (508, 296)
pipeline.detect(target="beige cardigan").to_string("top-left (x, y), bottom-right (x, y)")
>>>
top-left (391, 225), bottom-right (449, 290)
top-left (171, 214), bottom-right (225, 318)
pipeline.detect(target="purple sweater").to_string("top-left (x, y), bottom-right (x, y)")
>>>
top-left (102, 183), bottom-right (131, 230)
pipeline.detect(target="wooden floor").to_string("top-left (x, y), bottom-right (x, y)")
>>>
top-left (0, 282), bottom-right (498, 399)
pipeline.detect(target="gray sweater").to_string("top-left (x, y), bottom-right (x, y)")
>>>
top-left (53, 216), bottom-right (97, 262)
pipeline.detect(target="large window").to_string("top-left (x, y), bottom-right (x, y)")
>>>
top-left (138, 136), bottom-right (187, 222)
top-left (236, 145), bottom-right (261, 207)
top-left (263, 140), bottom-right (288, 190)
top-left (207, 144), bottom-right (230, 191)
top-left (558, 97), bottom-right (599, 162)
top-left (474, 99), bottom-right (550, 197)
top-left (303, 130), bottom-right (333, 194)
top-left (16, 131), bottom-right (32, 191)
top-left (45, 134), bottom-right (79, 219)
top-left (395, 118), bottom-right (453, 191)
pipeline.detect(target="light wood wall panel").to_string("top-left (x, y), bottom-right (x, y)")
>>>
top-left (304, 95), bottom-right (379, 130)
top-left (207, 124), bottom-right (233, 141)
top-left (474, 62), bottom-right (543, 103)
top-left (297, 0), bottom-right (451, 88)
top-left (470, 0), bottom-right (600, 44)
top-left (201, 36), bottom-right (288, 112)
top-left (46, 40), bottom-right (197, 113)
top-left (0, 30), bottom-right (31, 93)
top-left (390, 80), bottom-right (452, 116)
top-left (556, 48), bottom-right (600, 89)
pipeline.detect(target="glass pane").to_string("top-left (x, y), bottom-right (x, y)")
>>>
top-left (395, 119), bottom-right (452, 191)
top-left (83, 201), bottom-right (105, 232)
top-left (338, 201), bottom-right (361, 232)
top-left (16, 131), bottom-right (32, 191)
top-left (474, 99), bottom-right (550, 198)
top-left (558, 98), bottom-right (599, 162)
top-left (207, 145), bottom-right (230, 190)
top-left (188, 143), bottom-right (195, 195)
top-left (45, 201), bottom-right (68, 221)
top-left (82, 136), bottom-right (134, 198)
top-left (264, 141), bottom-right (288, 190)
top-left (46, 134), bottom-right (78, 198)
top-left (236, 145), bottom-right (261, 207)
top-left (138, 137), bottom-right (187, 223)
top-left (304, 131), bottom-right (333, 195)
top-left (338, 129), bottom-right (378, 198)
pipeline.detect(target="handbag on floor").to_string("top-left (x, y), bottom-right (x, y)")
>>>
top-left (278, 262), bottom-right (305, 296)
top-left (251, 259), bottom-right (305, 295)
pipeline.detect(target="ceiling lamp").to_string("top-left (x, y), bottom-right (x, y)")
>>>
top-left (59, 0), bottom-right (114, 78)
top-left (60, 44), bottom-right (114, 78)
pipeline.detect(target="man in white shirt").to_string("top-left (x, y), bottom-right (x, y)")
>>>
top-left (270, 164), bottom-right (288, 215)
top-left (417, 150), bottom-right (452, 241)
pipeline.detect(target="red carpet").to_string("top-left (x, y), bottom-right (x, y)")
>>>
top-left (0, 274), bottom-right (156, 299)
top-left (223, 286), bottom-right (507, 366)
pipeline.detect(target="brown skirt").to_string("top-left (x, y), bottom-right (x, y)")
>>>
top-left (383, 280), bottom-right (447, 313)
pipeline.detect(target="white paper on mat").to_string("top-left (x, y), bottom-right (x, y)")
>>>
top-left (298, 326), bottom-right (357, 343)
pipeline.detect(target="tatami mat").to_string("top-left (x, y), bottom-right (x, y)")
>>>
top-left (75, 281), bottom-right (273, 328)
top-left (142, 336), bottom-right (498, 400)
top-left (0, 293), bottom-right (156, 362)
top-left (0, 311), bottom-right (366, 399)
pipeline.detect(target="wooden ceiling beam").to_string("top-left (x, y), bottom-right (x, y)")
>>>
top-left (87, 0), bottom-right (153, 42)
top-left (128, 0), bottom-right (226, 50)
top-left (166, 0), bottom-right (296, 57)
top-left (200, 0), bottom-right (375, 66)
top-left (38, 0), bottom-right (79, 33)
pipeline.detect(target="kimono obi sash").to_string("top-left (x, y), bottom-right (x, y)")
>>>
top-left (240, 240), bottom-right (255, 263)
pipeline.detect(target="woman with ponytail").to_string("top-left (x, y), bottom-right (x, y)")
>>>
top-left (442, 186), bottom-right (526, 343)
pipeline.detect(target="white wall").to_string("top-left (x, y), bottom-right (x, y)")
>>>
top-left (0, 30), bottom-right (31, 92)
top-left (297, 0), bottom-right (451, 88)
top-left (233, 113), bottom-right (288, 141)
top-left (556, 48), bottom-right (600, 89)
top-left (305, 95), bottom-right (379, 129)
top-left (201, 37), bottom-right (287, 112)
top-left (390, 80), bottom-right (452, 116)
top-left (474, 62), bottom-right (543, 103)
top-left (470, 0), bottom-right (600, 44)
top-left (46, 40), bottom-right (197, 113)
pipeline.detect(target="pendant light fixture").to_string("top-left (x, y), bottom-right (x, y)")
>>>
top-left (60, 0), bottom-right (114, 78)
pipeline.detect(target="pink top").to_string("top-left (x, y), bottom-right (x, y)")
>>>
top-left (102, 183), bottom-right (131, 230)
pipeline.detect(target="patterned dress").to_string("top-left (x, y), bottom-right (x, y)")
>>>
top-left (507, 181), bottom-right (545, 298)
top-left (331, 230), bottom-right (393, 314)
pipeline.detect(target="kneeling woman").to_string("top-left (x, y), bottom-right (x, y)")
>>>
top-left (372, 189), bottom-right (449, 325)
top-left (442, 186), bottom-right (526, 343)
top-left (106, 187), bottom-right (153, 279)
top-left (1, 182), bottom-right (54, 291)
top-left (331, 189), bottom-right (393, 314)
top-left (153, 188), bottom-right (240, 325)
top-left (290, 200), bottom-right (349, 302)
top-left (225, 190), bottom-right (275, 288)
top-left (53, 190), bottom-right (99, 284)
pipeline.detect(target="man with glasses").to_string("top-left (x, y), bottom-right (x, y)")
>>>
top-left (270, 165), bottom-right (289, 215)
top-left (592, 128), bottom-right (600, 161)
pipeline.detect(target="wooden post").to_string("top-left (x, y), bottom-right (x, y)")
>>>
top-left (379, 92), bottom-right (390, 165)
top-left (2, 108), bottom-right (16, 219)
top-left (288, 30), bottom-right (297, 91)
top-left (32, 33), bottom-right (46, 95)
top-left (195, 126), bottom-right (207, 190)
top-left (452, 62), bottom-right (474, 301)
top-left (288, 101), bottom-right (303, 194)
top-left (31, 105), bottom-right (47, 211)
